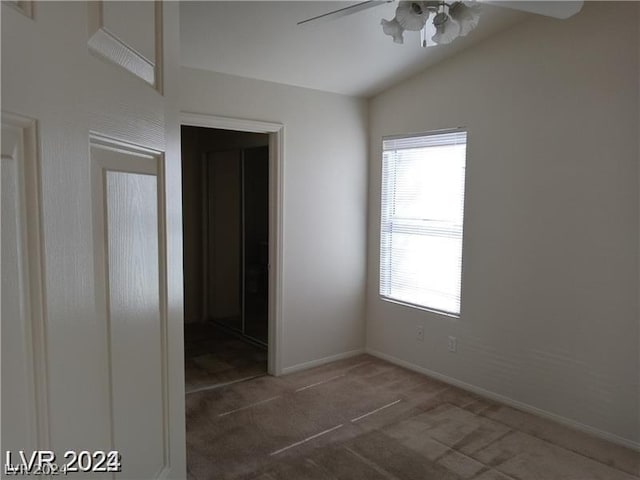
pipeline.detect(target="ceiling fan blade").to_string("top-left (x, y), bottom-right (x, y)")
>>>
top-left (297, 1), bottom-right (393, 26)
top-left (480, 1), bottom-right (583, 19)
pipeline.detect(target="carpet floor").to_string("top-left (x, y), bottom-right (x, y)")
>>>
top-left (186, 354), bottom-right (639, 480)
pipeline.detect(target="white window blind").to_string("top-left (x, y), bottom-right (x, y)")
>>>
top-left (380, 130), bottom-right (467, 316)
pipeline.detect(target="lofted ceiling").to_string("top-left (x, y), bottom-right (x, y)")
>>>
top-left (180, 1), bottom-right (528, 98)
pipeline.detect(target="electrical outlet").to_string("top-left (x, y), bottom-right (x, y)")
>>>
top-left (416, 325), bottom-right (424, 342)
top-left (448, 336), bottom-right (457, 353)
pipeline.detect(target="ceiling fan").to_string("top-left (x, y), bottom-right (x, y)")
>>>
top-left (298, 1), bottom-right (584, 47)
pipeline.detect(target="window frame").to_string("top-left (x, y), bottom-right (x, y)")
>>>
top-left (379, 128), bottom-right (468, 318)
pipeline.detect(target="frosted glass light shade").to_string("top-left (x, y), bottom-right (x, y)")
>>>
top-left (395, 1), bottom-right (429, 31)
top-left (432, 12), bottom-right (460, 45)
top-left (380, 1), bottom-right (480, 47)
top-left (381, 18), bottom-right (405, 44)
top-left (449, 2), bottom-right (480, 36)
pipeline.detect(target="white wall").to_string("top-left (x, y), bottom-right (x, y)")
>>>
top-left (181, 67), bottom-right (368, 371)
top-left (367, 2), bottom-right (640, 446)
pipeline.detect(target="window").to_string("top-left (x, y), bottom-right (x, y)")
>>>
top-left (380, 130), bottom-right (467, 316)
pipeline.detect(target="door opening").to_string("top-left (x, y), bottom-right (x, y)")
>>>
top-left (180, 112), bottom-right (284, 379)
top-left (181, 125), bottom-right (270, 393)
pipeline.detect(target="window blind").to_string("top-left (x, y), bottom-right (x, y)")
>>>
top-left (380, 130), bottom-right (467, 316)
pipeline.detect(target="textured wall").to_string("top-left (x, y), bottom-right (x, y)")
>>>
top-left (367, 2), bottom-right (640, 446)
top-left (181, 68), bottom-right (369, 370)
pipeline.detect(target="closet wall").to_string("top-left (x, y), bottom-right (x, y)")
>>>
top-left (181, 126), bottom-right (269, 344)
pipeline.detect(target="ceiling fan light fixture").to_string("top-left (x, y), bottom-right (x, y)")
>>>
top-left (381, 17), bottom-right (405, 44)
top-left (395, 1), bottom-right (430, 31)
top-left (449, 1), bottom-right (480, 36)
top-left (431, 11), bottom-right (460, 45)
top-left (297, 0), bottom-right (583, 48)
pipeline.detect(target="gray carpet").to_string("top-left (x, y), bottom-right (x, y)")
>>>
top-left (186, 354), bottom-right (639, 480)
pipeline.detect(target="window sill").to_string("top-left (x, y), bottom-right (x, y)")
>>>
top-left (379, 296), bottom-right (460, 319)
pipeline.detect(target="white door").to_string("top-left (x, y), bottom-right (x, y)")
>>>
top-left (1, 2), bottom-right (185, 478)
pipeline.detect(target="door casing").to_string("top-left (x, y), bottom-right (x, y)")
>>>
top-left (180, 112), bottom-right (284, 376)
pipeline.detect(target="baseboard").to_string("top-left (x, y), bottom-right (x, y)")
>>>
top-left (366, 348), bottom-right (640, 452)
top-left (281, 348), bottom-right (365, 375)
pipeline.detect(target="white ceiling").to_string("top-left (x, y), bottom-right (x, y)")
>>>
top-left (180, 1), bottom-right (527, 97)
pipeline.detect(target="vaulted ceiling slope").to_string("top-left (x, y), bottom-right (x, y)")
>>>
top-left (180, 1), bottom-right (527, 98)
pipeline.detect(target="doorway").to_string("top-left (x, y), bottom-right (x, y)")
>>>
top-left (181, 124), bottom-right (273, 392)
top-left (180, 112), bottom-right (284, 379)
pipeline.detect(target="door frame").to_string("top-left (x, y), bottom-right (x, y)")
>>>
top-left (180, 112), bottom-right (284, 376)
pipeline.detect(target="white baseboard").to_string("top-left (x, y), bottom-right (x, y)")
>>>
top-left (366, 348), bottom-right (640, 452)
top-left (281, 348), bottom-right (365, 375)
